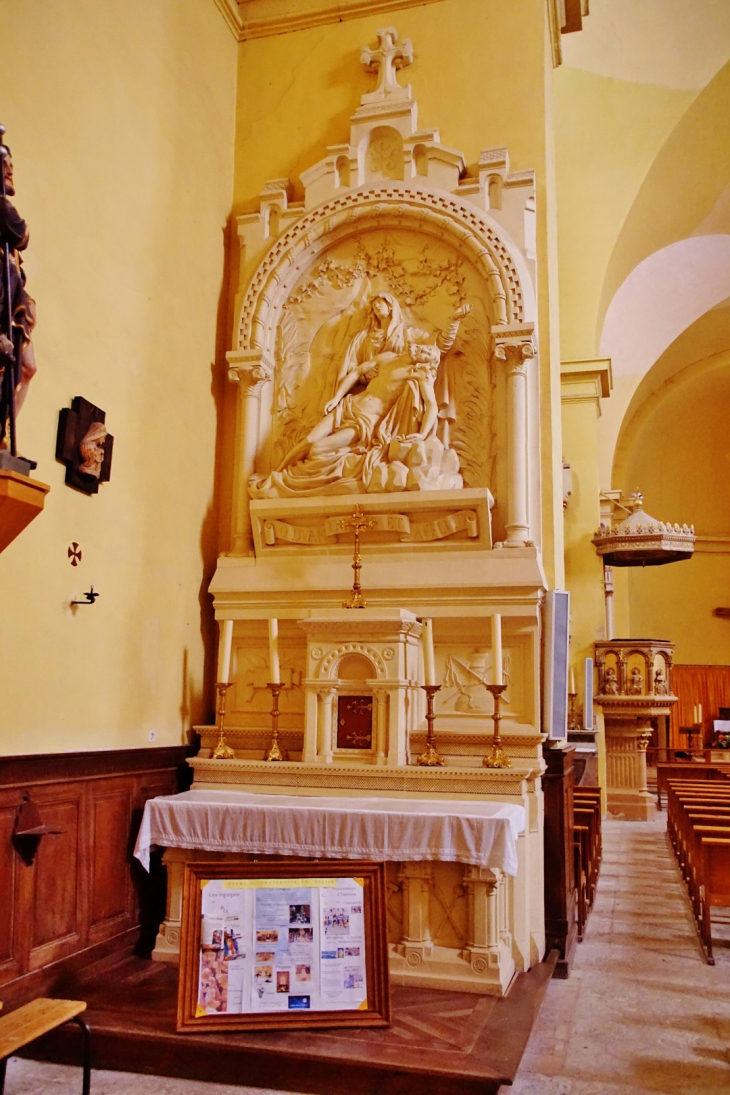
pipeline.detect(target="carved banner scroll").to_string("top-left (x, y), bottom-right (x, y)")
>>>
top-left (260, 509), bottom-right (478, 548)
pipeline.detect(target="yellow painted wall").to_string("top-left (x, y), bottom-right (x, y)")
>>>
top-left (562, 391), bottom-right (606, 667)
top-left (0, 1), bottom-right (237, 753)
top-left (231, 0), bottom-right (564, 584)
top-left (555, 43), bottom-right (730, 670)
top-left (621, 360), bottom-right (730, 665)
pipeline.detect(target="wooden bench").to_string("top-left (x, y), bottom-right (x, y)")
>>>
top-left (664, 783), bottom-right (730, 963)
top-left (656, 763), bottom-right (730, 810)
top-left (0, 999), bottom-right (90, 1095)
top-left (572, 786), bottom-right (602, 940)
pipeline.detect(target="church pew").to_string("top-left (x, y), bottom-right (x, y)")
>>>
top-left (678, 816), bottom-right (730, 901)
top-left (574, 836), bottom-right (587, 942)
top-left (663, 786), bottom-right (730, 961)
top-left (699, 837), bottom-right (730, 964)
top-left (574, 806), bottom-right (600, 905)
top-left (666, 790), bottom-right (730, 858)
top-left (572, 787), bottom-right (602, 933)
top-left (657, 764), bottom-right (730, 810)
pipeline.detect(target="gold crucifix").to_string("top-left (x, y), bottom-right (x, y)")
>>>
top-left (342, 505), bottom-right (376, 609)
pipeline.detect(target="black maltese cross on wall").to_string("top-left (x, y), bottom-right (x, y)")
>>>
top-left (56, 396), bottom-right (113, 495)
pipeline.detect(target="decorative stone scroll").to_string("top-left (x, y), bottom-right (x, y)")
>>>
top-left (249, 487), bottom-right (492, 556)
top-left (261, 508), bottom-right (478, 547)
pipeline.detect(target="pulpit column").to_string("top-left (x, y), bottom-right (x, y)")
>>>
top-left (226, 351), bottom-right (273, 555)
top-left (494, 329), bottom-right (535, 547)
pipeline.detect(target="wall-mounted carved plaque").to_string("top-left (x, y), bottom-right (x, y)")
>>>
top-left (56, 396), bottom-right (113, 495)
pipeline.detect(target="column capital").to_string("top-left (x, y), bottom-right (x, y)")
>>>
top-left (226, 349), bottom-right (274, 392)
top-left (493, 324), bottom-right (536, 371)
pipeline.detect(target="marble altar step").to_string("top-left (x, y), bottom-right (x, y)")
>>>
top-left (17, 951), bottom-right (557, 1095)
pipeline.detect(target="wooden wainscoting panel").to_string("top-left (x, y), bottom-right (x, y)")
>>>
top-left (0, 805), bottom-right (20, 977)
top-left (90, 786), bottom-right (134, 929)
top-left (29, 795), bottom-right (84, 967)
top-left (0, 744), bottom-right (194, 1000)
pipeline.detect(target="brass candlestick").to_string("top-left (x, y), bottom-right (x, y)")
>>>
top-left (265, 682), bottom-right (287, 762)
top-left (483, 683), bottom-right (511, 768)
top-left (212, 682), bottom-right (235, 760)
top-left (342, 504), bottom-right (376, 609)
top-left (568, 690), bottom-right (579, 732)
top-left (417, 684), bottom-right (445, 767)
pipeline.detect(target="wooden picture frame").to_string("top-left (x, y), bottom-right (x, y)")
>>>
top-left (177, 858), bottom-right (390, 1033)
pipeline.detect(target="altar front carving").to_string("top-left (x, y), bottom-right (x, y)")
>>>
top-left (164, 27), bottom-right (549, 999)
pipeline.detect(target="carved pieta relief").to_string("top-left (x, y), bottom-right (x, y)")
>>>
top-left (250, 230), bottom-right (496, 499)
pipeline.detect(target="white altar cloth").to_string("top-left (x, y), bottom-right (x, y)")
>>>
top-left (134, 789), bottom-right (525, 876)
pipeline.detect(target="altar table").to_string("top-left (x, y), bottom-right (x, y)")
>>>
top-left (134, 788), bottom-right (525, 876)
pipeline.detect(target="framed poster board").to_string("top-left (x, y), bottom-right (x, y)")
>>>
top-left (177, 858), bottom-right (390, 1033)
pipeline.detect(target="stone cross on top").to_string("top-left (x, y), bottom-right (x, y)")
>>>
top-left (360, 27), bottom-right (413, 103)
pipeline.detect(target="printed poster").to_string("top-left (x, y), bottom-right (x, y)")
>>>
top-left (196, 876), bottom-right (367, 1015)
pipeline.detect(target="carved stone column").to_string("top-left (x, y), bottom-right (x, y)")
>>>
top-left (494, 327), bottom-right (535, 546)
top-left (372, 686), bottom-right (389, 764)
top-left (317, 685), bottom-right (337, 763)
top-left (396, 862), bottom-right (434, 965)
top-left (153, 848), bottom-right (186, 963)
top-left (226, 350), bottom-right (273, 555)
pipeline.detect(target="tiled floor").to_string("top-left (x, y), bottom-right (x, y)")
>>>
top-left (508, 818), bottom-right (730, 1095)
top-left (5, 819), bottom-right (730, 1094)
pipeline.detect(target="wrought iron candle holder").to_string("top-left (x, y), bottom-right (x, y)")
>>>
top-left (483, 683), bottom-right (511, 769)
top-left (265, 682), bottom-right (287, 762)
top-left (417, 684), bottom-right (445, 767)
top-left (212, 682), bottom-right (235, 760)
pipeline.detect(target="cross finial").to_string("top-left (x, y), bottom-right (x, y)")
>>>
top-left (360, 27), bottom-right (413, 102)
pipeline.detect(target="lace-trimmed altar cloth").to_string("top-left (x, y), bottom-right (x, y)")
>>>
top-left (134, 789), bottom-right (525, 876)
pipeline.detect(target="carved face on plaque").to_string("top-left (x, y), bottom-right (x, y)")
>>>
top-left (56, 396), bottom-right (114, 495)
top-left (78, 421), bottom-right (108, 478)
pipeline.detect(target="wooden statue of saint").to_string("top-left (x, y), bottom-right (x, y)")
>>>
top-left (0, 129), bottom-right (37, 458)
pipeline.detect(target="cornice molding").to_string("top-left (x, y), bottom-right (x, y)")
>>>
top-left (561, 358), bottom-right (612, 413)
top-left (235, 0), bottom-right (446, 42)
top-left (214, 0), bottom-right (243, 38)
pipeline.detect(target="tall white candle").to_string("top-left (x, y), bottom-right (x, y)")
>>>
top-left (693, 705), bottom-right (698, 724)
top-left (268, 619), bottom-right (281, 684)
top-left (217, 619), bottom-right (233, 685)
top-left (569, 667), bottom-right (576, 695)
top-left (698, 703), bottom-right (703, 724)
top-left (491, 614), bottom-right (503, 685)
top-left (422, 619), bottom-right (436, 686)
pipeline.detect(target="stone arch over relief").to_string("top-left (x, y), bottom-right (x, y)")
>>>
top-left (236, 186), bottom-right (528, 357)
top-left (320, 643), bottom-right (386, 680)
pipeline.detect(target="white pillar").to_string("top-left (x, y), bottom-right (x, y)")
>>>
top-left (319, 686), bottom-right (337, 763)
top-left (226, 350), bottom-right (273, 556)
top-left (494, 329), bottom-right (535, 547)
top-left (373, 687), bottom-right (388, 764)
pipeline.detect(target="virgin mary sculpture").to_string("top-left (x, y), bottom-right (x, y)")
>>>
top-left (251, 293), bottom-right (469, 498)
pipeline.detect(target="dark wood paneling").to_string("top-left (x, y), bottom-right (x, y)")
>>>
top-left (0, 744), bottom-right (192, 1001)
top-left (91, 788), bottom-right (133, 926)
top-left (30, 797), bottom-right (83, 964)
top-left (0, 806), bottom-right (19, 971)
top-left (0, 745), bottom-right (195, 788)
top-left (542, 743), bottom-right (577, 979)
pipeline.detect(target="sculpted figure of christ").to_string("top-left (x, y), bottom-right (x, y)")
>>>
top-left (278, 293), bottom-right (469, 472)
